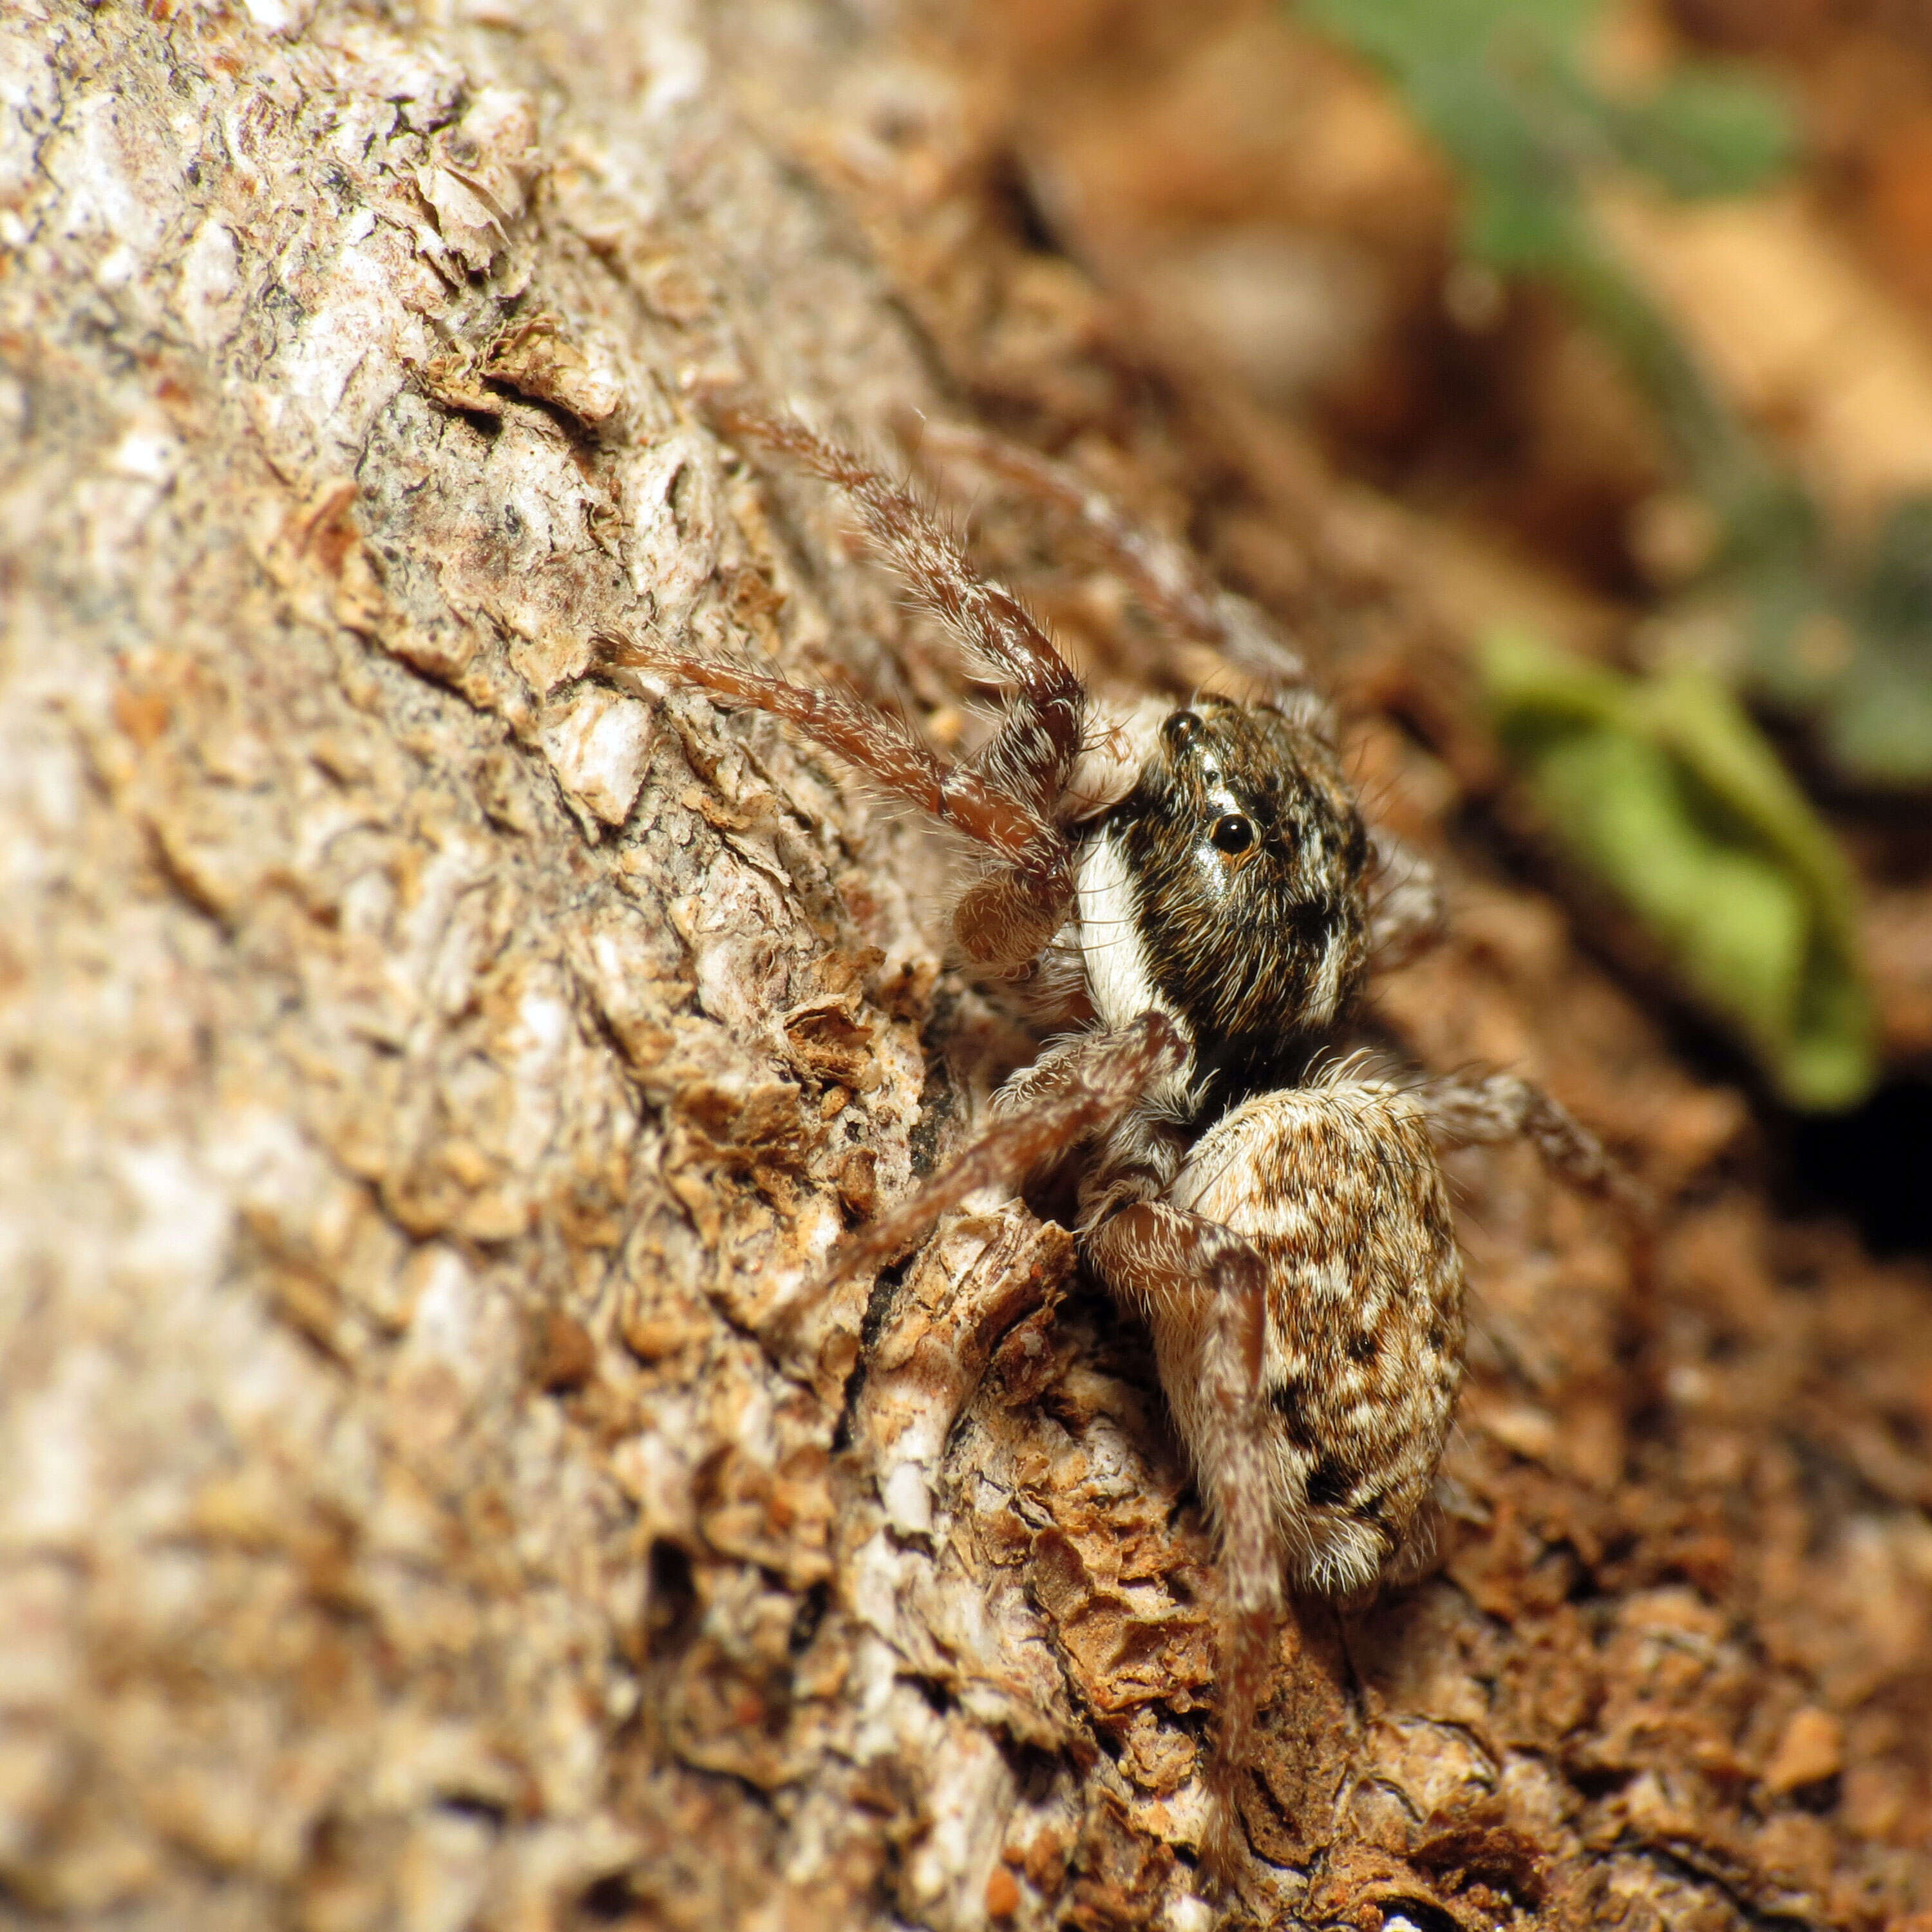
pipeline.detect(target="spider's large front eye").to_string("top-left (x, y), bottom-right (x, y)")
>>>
top-left (1210, 813), bottom-right (1254, 855)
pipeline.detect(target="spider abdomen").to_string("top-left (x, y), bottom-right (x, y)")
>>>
top-left (1153, 1077), bottom-right (1464, 1595)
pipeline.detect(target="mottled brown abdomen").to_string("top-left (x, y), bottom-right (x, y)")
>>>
top-left (1154, 1076), bottom-right (1464, 1594)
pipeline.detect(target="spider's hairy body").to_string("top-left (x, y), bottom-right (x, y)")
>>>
top-left (1048, 693), bottom-right (1461, 1601)
top-left (1158, 1075), bottom-right (1464, 1596)
top-left (612, 402), bottom-right (1630, 1886)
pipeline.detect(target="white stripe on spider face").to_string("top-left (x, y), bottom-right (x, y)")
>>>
top-left (1077, 826), bottom-right (1157, 1036)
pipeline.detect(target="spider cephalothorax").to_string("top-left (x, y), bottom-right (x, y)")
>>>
top-left (1082, 694), bottom-right (1373, 1110)
top-left (611, 402), bottom-right (1636, 1888)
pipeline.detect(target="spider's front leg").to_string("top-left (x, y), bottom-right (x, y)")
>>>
top-left (912, 419), bottom-right (1312, 697)
top-left (604, 634), bottom-right (1069, 967)
top-left (611, 406), bottom-right (1092, 969)
top-left (827, 1014), bottom-right (1186, 1283)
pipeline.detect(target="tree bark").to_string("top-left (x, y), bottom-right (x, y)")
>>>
top-left (1, 5), bottom-right (1927, 1931)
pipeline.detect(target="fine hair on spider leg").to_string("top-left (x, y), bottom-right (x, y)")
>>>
top-left (825, 1014), bottom-right (1186, 1285)
top-left (620, 401), bottom-right (1638, 1897)
top-left (910, 418), bottom-right (1313, 697)
top-left (1418, 1068), bottom-right (1655, 1223)
top-left (604, 620), bottom-right (1070, 971)
top-left (913, 415), bottom-right (1450, 977)
top-left (614, 402), bottom-right (1097, 971)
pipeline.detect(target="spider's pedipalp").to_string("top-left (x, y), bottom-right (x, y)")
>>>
top-left (1364, 828), bottom-right (1446, 969)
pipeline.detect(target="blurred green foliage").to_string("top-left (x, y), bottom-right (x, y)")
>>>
top-left (1303, 0), bottom-right (1913, 1103)
top-left (1299, 0), bottom-right (1790, 277)
top-left (1487, 633), bottom-right (1875, 1108)
top-left (1749, 496), bottom-right (1932, 786)
top-left (1303, 0), bottom-right (1932, 793)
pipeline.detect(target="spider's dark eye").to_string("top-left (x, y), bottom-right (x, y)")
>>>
top-left (1164, 710), bottom-right (1202, 752)
top-left (1210, 813), bottom-right (1254, 855)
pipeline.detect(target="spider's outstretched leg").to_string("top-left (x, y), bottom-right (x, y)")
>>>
top-left (914, 421), bottom-right (1321, 699)
top-left (621, 406), bottom-right (1094, 967)
top-left (604, 630), bottom-right (1066, 966)
top-left (1084, 1200), bottom-right (1278, 1885)
top-left (1417, 1070), bottom-right (1658, 1403)
top-left (821, 1018), bottom-right (1189, 1540)
top-left (828, 1014), bottom-right (1186, 1284)
top-left (714, 405), bottom-right (1087, 832)
top-left (915, 423), bottom-right (1242, 656)
top-left (1417, 1070), bottom-right (1651, 1219)
top-left (713, 407), bottom-right (1084, 800)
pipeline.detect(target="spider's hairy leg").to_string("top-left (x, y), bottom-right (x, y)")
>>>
top-left (1364, 828), bottom-right (1445, 969)
top-left (710, 402), bottom-right (1084, 825)
top-left (1084, 1201), bottom-right (1278, 1885)
top-left (913, 419), bottom-right (1314, 699)
top-left (602, 635), bottom-right (1073, 969)
top-left (916, 422), bottom-right (1229, 654)
top-left (828, 1014), bottom-right (1186, 1285)
top-left (1417, 1071), bottom-right (1652, 1220)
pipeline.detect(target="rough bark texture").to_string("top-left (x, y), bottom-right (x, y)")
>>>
top-left (1, 5), bottom-right (1929, 1932)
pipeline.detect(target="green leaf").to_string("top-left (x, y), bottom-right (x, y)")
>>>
top-left (1484, 632), bottom-right (1876, 1110)
top-left (1605, 67), bottom-right (1794, 198)
top-left (1300, 0), bottom-right (1792, 493)
top-left (1305, 0), bottom-right (1929, 793)
top-left (1301, 0), bottom-right (1792, 272)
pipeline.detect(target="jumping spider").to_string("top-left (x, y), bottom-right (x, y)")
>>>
top-left (612, 402), bottom-right (1633, 1877)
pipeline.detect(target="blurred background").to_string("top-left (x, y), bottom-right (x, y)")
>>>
top-left (738, 0), bottom-right (1932, 1255)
